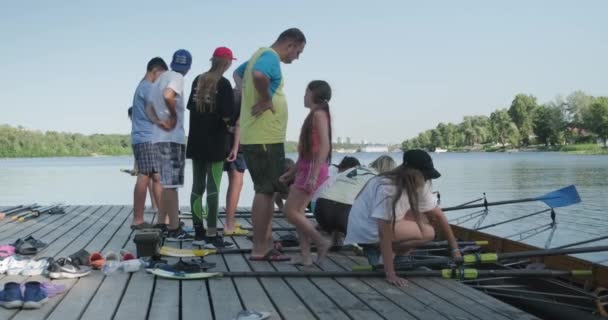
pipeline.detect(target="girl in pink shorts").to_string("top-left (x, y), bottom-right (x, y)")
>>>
top-left (280, 80), bottom-right (333, 266)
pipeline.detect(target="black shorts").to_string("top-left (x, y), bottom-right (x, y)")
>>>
top-left (314, 198), bottom-right (351, 234)
top-left (241, 143), bottom-right (286, 194)
top-left (224, 151), bottom-right (247, 173)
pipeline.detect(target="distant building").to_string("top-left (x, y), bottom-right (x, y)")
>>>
top-left (337, 137), bottom-right (342, 144)
top-left (360, 144), bottom-right (389, 152)
top-left (346, 137), bottom-right (351, 144)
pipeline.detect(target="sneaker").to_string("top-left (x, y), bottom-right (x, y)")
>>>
top-left (48, 258), bottom-right (91, 279)
top-left (6, 257), bottom-right (28, 276)
top-left (166, 228), bottom-right (194, 242)
top-left (22, 258), bottom-right (50, 276)
top-left (203, 236), bottom-right (235, 249)
top-left (187, 258), bottom-right (216, 270)
top-left (191, 224), bottom-right (206, 246)
top-left (69, 249), bottom-right (91, 266)
top-left (0, 282), bottom-right (22, 309)
top-left (22, 281), bottom-right (48, 309)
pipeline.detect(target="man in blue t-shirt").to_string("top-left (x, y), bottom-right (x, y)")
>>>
top-left (129, 57), bottom-right (168, 229)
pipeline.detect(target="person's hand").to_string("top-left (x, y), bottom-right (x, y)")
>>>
top-left (279, 171), bottom-right (295, 185)
top-left (386, 273), bottom-right (408, 287)
top-left (226, 148), bottom-right (238, 162)
top-left (451, 248), bottom-right (462, 260)
top-left (251, 100), bottom-right (275, 117)
top-left (159, 117), bottom-right (177, 131)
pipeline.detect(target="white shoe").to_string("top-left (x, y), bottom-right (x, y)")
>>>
top-left (6, 257), bottom-right (27, 276)
top-left (22, 258), bottom-right (49, 276)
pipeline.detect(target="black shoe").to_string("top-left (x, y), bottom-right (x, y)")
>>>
top-left (23, 236), bottom-right (47, 249)
top-left (68, 249), bottom-right (91, 266)
top-left (48, 258), bottom-right (91, 279)
top-left (166, 228), bottom-right (194, 242)
top-left (11, 239), bottom-right (38, 255)
top-left (203, 236), bottom-right (234, 249)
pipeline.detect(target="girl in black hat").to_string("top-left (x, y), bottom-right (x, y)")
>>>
top-left (344, 149), bottom-right (461, 287)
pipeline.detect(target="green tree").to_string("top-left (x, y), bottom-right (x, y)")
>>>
top-left (533, 104), bottom-right (566, 146)
top-left (490, 109), bottom-right (514, 146)
top-left (508, 94), bottom-right (538, 145)
top-left (583, 97), bottom-right (608, 146)
top-left (565, 90), bottom-right (595, 127)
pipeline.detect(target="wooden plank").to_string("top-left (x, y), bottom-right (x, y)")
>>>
top-left (425, 277), bottom-right (538, 320)
top-left (273, 258), bottom-right (350, 320)
top-left (46, 206), bottom-right (132, 320)
top-left (206, 250), bottom-right (244, 319)
top-left (412, 278), bottom-right (513, 320)
top-left (247, 258), bottom-right (316, 320)
top-left (80, 206), bottom-right (140, 320)
top-left (223, 246), bottom-right (281, 319)
top-left (330, 254), bottom-right (476, 320)
top-left (301, 257), bottom-right (385, 320)
top-left (113, 270), bottom-right (155, 320)
top-left (321, 254), bottom-right (418, 320)
top-left (179, 217), bottom-right (214, 320)
top-left (0, 205), bottom-right (80, 243)
top-left (10, 206), bottom-right (114, 320)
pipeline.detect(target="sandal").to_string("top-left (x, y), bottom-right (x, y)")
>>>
top-left (248, 249), bottom-right (290, 262)
top-left (223, 226), bottom-right (249, 236)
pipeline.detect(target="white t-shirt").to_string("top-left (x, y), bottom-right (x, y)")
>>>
top-left (344, 177), bottom-right (438, 245)
top-left (314, 167), bottom-right (377, 205)
top-left (150, 71), bottom-right (186, 144)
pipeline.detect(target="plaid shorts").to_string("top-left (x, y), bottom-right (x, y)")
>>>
top-left (132, 143), bottom-right (160, 175)
top-left (156, 142), bottom-right (186, 188)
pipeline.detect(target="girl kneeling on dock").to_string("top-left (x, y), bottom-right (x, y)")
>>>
top-left (344, 149), bottom-right (461, 287)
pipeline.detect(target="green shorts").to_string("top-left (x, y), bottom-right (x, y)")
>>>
top-left (241, 143), bottom-right (288, 195)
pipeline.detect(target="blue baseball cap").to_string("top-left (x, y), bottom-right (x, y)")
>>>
top-left (170, 49), bottom-right (192, 73)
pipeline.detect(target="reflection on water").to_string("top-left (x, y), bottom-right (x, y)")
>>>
top-left (1, 152), bottom-right (607, 262)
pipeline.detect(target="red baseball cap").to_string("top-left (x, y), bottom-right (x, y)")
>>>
top-left (213, 47), bottom-right (236, 60)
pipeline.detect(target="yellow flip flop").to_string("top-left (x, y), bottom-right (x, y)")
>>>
top-left (223, 226), bottom-right (249, 236)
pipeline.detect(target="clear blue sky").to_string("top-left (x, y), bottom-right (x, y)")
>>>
top-left (2, 0), bottom-right (607, 144)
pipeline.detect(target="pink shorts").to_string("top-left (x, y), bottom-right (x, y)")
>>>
top-left (293, 160), bottom-right (329, 193)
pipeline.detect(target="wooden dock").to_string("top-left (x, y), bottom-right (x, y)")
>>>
top-left (0, 205), bottom-right (538, 320)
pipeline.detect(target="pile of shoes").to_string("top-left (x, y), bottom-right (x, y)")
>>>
top-left (0, 237), bottom-right (52, 276)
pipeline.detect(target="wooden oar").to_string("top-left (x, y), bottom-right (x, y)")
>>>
top-left (354, 245), bottom-right (608, 271)
top-left (0, 204), bottom-right (38, 220)
top-left (213, 241), bottom-right (488, 254)
top-left (443, 185), bottom-right (581, 212)
top-left (208, 269), bottom-right (591, 279)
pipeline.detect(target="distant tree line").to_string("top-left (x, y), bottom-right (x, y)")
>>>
top-left (402, 91), bottom-right (608, 151)
top-left (0, 125), bottom-right (132, 158)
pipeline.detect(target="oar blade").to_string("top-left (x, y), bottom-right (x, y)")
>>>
top-left (538, 185), bottom-right (581, 208)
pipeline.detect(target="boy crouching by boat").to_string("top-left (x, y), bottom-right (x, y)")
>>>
top-left (344, 149), bottom-right (461, 287)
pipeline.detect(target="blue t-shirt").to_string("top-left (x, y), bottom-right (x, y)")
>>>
top-left (235, 51), bottom-right (282, 97)
top-left (130, 79), bottom-right (154, 145)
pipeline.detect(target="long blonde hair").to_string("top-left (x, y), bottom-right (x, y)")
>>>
top-left (369, 155), bottom-right (396, 174)
top-left (194, 57), bottom-right (231, 113)
top-left (379, 165), bottom-right (427, 231)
